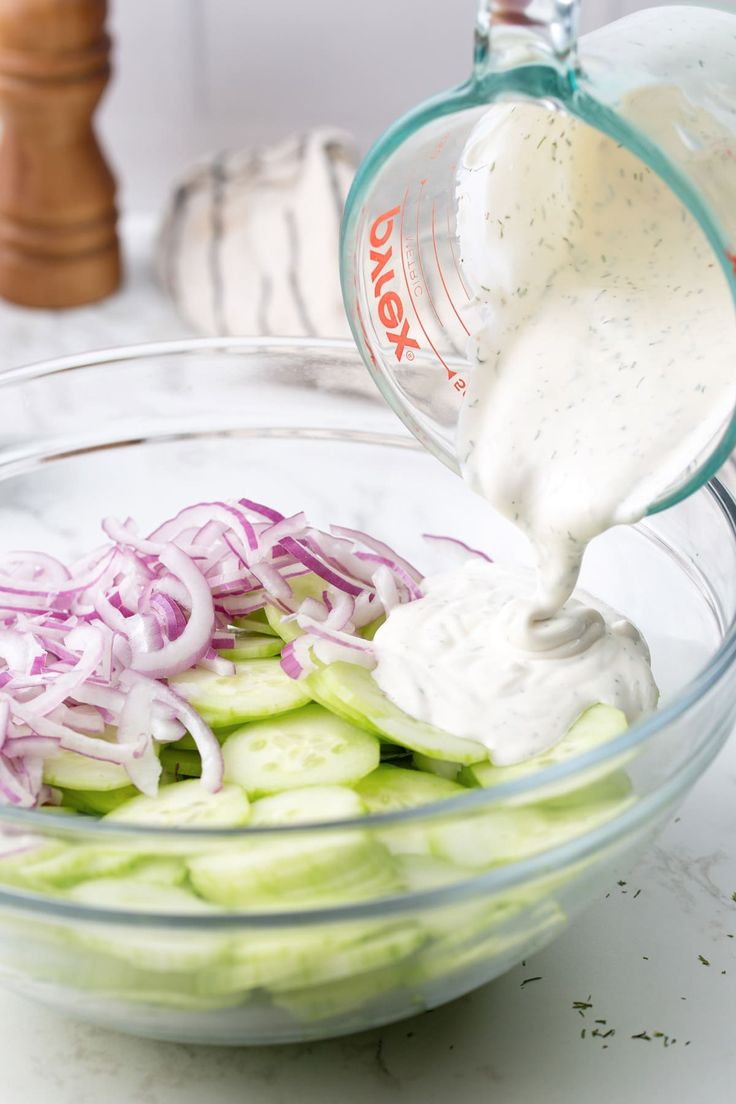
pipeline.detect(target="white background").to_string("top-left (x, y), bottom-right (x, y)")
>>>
top-left (99, 0), bottom-right (676, 213)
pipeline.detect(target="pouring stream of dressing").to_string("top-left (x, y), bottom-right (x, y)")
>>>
top-left (373, 103), bottom-right (736, 765)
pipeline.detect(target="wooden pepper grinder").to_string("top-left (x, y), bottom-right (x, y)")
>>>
top-left (0, 0), bottom-right (120, 308)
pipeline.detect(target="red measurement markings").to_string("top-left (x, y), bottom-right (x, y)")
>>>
top-left (727, 249), bottom-right (736, 277)
top-left (415, 180), bottom-right (442, 327)
top-left (399, 187), bottom-right (456, 381)
top-left (446, 202), bottom-right (471, 301)
top-left (431, 200), bottom-right (469, 337)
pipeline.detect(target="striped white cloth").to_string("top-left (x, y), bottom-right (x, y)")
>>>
top-left (156, 128), bottom-right (358, 339)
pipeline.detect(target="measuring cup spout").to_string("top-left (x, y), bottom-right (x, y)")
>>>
top-left (475, 0), bottom-right (580, 71)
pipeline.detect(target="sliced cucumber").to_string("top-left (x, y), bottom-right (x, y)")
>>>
top-left (250, 785), bottom-right (366, 826)
top-left (159, 747), bottom-right (202, 779)
top-left (0, 840), bottom-right (65, 888)
top-left (354, 764), bottom-right (466, 813)
top-left (361, 615), bottom-right (386, 641)
top-left (430, 782), bottom-right (634, 870)
top-left (221, 919), bottom-right (424, 995)
top-left (222, 704), bottom-right (380, 797)
top-left (170, 658), bottom-right (311, 728)
top-left (265, 573), bottom-right (325, 642)
top-left (270, 921), bottom-right (425, 993)
top-left (65, 878), bottom-right (228, 971)
top-left (61, 785), bottom-right (139, 815)
top-left (233, 609), bottom-right (279, 635)
top-left (17, 844), bottom-right (142, 889)
top-left (461, 704), bottom-right (628, 794)
top-left (307, 663), bottom-right (487, 765)
top-left (413, 752), bottom-right (462, 781)
top-left (395, 852), bottom-right (470, 892)
top-left (105, 778), bottom-right (251, 827)
top-left (188, 831), bottom-right (400, 908)
top-left (124, 857), bottom-right (187, 887)
top-left (412, 899), bottom-right (567, 988)
top-left (43, 748), bottom-right (132, 792)
top-left (66, 876), bottom-right (210, 913)
top-left (274, 961), bottom-right (410, 1024)
top-left (219, 634), bottom-right (283, 661)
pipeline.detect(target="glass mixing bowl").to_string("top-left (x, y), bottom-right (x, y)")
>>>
top-left (0, 337), bottom-right (734, 1046)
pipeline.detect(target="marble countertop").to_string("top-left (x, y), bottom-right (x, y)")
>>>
top-left (0, 219), bottom-right (734, 1104)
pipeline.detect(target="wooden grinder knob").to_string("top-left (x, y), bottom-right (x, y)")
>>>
top-left (0, 0), bottom-right (120, 308)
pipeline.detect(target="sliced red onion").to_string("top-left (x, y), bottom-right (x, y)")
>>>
top-left (280, 635), bottom-right (315, 679)
top-left (0, 757), bottom-right (34, 806)
top-left (52, 703), bottom-right (105, 735)
top-left (354, 551), bottom-right (423, 600)
top-left (0, 698), bottom-right (8, 751)
top-left (278, 537), bottom-right (363, 596)
top-left (331, 525), bottom-right (424, 584)
top-left (150, 502), bottom-right (259, 553)
top-left (199, 652), bottom-right (236, 676)
top-left (422, 533), bottom-right (492, 563)
top-left (371, 564), bottom-right (400, 614)
top-left (116, 679), bottom-right (161, 796)
top-left (135, 676), bottom-right (223, 792)
top-left (238, 497), bottom-right (284, 524)
top-left (129, 545), bottom-right (214, 677)
top-left (0, 495), bottom-right (429, 808)
top-left (22, 626), bottom-right (106, 719)
top-left (256, 513), bottom-right (307, 559)
top-left (102, 517), bottom-right (162, 557)
top-left (0, 551), bottom-right (71, 586)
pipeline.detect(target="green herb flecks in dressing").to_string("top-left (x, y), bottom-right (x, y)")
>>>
top-left (374, 104), bottom-right (735, 764)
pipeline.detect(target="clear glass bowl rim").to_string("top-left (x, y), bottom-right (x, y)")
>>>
top-left (0, 337), bottom-right (733, 921)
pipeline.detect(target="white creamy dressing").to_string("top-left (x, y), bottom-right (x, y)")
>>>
top-left (374, 103), bottom-right (736, 764)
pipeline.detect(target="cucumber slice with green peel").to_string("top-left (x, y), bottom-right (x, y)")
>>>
top-left (265, 573), bottom-right (325, 642)
top-left (171, 659), bottom-right (311, 728)
top-left (233, 609), bottom-right (280, 635)
top-left (37, 805), bottom-right (81, 816)
top-left (250, 785), bottom-right (366, 826)
top-left (413, 752), bottom-right (462, 781)
top-left (360, 615), bottom-right (385, 641)
top-left (354, 764), bottom-right (467, 813)
top-left (104, 778), bottom-right (250, 827)
top-left (42, 748), bottom-right (133, 791)
top-left (218, 635), bottom-right (283, 661)
top-left (65, 879), bottom-right (228, 971)
top-left (218, 919), bottom-right (424, 995)
top-left (460, 704), bottom-right (628, 795)
top-left (412, 899), bottom-right (567, 988)
top-left (126, 857), bottom-right (188, 887)
top-left (60, 785), bottom-right (139, 816)
top-left (395, 852), bottom-right (470, 892)
top-left (222, 704), bottom-right (380, 797)
top-left (429, 785), bottom-right (634, 870)
top-left (379, 743), bottom-right (414, 762)
top-left (538, 770), bottom-right (633, 809)
top-left (307, 663), bottom-right (487, 765)
top-left (17, 844), bottom-right (142, 889)
top-left (159, 747), bottom-right (202, 779)
top-left (66, 877), bottom-right (214, 913)
top-left (188, 831), bottom-right (400, 908)
top-left (274, 960), bottom-right (412, 1024)
top-left (269, 921), bottom-right (425, 993)
top-left (0, 840), bottom-right (66, 887)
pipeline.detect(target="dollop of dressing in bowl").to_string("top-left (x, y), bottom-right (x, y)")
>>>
top-left (374, 102), bottom-right (736, 763)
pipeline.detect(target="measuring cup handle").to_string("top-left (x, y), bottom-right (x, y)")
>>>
top-left (477, 1), bottom-right (579, 65)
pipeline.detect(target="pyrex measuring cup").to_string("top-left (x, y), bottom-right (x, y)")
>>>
top-left (340, 1), bottom-right (736, 516)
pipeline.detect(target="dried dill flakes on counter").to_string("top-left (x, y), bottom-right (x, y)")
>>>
top-left (520, 976), bottom-right (543, 989)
